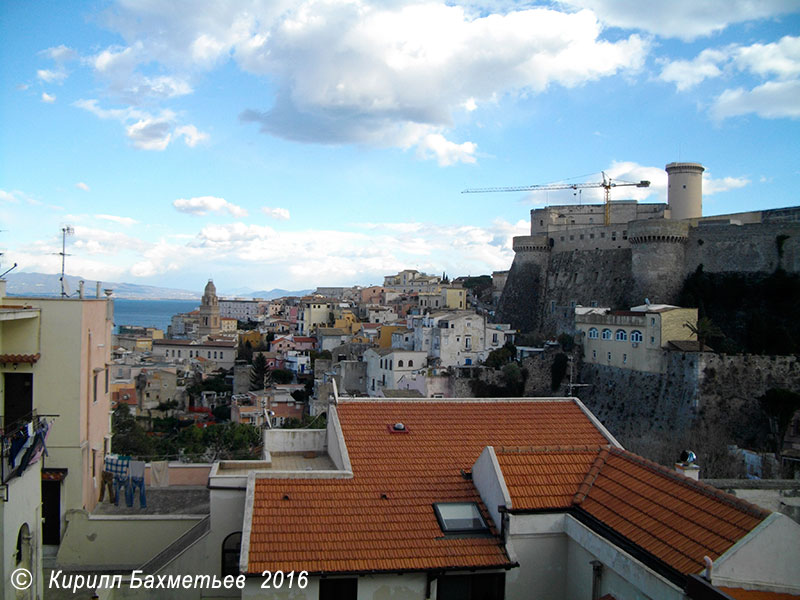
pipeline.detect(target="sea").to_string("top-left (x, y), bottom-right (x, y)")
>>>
top-left (112, 299), bottom-right (200, 333)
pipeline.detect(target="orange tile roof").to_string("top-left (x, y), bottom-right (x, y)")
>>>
top-left (247, 399), bottom-right (610, 575)
top-left (719, 588), bottom-right (800, 599)
top-left (0, 353), bottom-right (40, 364)
top-left (496, 446), bottom-right (768, 577)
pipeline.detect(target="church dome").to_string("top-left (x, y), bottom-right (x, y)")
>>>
top-left (204, 279), bottom-right (216, 295)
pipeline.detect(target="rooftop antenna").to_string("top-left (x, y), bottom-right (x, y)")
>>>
top-left (58, 225), bottom-right (74, 297)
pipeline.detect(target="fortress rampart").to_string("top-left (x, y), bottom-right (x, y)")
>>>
top-left (497, 164), bottom-right (800, 334)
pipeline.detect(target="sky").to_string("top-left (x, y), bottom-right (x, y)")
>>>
top-left (1, 1), bottom-right (799, 295)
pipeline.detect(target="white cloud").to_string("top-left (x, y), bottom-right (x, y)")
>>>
top-left (0, 190), bottom-right (20, 203)
top-left (703, 173), bottom-right (750, 195)
top-left (75, 99), bottom-right (207, 150)
top-left (416, 133), bottom-right (477, 166)
top-left (41, 92), bottom-right (56, 103)
top-left (76, 182), bottom-right (90, 191)
top-left (660, 36), bottom-right (800, 92)
top-left (175, 124), bottom-right (209, 147)
top-left (183, 217), bottom-right (528, 286)
top-left (261, 207), bottom-right (291, 220)
top-left (126, 118), bottom-right (173, 150)
top-left (97, 1), bottom-right (648, 164)
top-left (559, 0), bottom-right (800, 41)
top-left (659, 49), bottom-right (727, 91)
top-left (96, 214), bottom-right (138, 226)
top-left (734, 35), bottom-right (800, 79)
top-left (92, 44), bottom-right (140, 75)
top-left (173, 196), bottom-right (248, 217)
top-left (712, 80), bottom-right (800, 120)
top-left (37, 69), bottom-right (67, 83)
top-left (0, 189), bottom-right (40, 205)
top-left (41, 45), bottom-right (78, 62)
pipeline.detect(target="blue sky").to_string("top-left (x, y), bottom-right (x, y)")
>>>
top-left (1, 1), bottom-right (799, 294)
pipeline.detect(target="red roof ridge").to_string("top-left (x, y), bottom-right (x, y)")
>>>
top-left (573, 447), bottom-right (610, 505)
top-left (608, 447), bottom-right (770, 520)
top-left (496, 444), bottom-right (609, 454)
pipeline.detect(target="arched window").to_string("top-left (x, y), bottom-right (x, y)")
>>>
top-left (16, 524), bottom-right (31, 568)
top-left (221, 532), bottom-right (242, 578)
top-left (408, 360), bottom-right (413, 367)
top-left (588, 328), bottom-right (599, 339)
top-left (615, 330), bottom-right (627, 341)
top-left (601, 329), bottom-right (612, 340)
top-left (398, 360), bottom-right (404, 367)
top-left (631, 330), bottom-right (643, 343)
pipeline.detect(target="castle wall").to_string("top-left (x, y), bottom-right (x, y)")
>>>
top-left (498, 207), bottom-right (800, 336)
top-left (684, 222), bottom-right (800, 275)
top-left (495, 237), bottom-right (551, 333)
top-left (539, 249), bottom-right (634, 335)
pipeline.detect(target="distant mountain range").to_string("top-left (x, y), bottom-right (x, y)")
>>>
top-left (4, 272), bottom-right (312, 301)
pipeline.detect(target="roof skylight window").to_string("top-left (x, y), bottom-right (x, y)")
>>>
top-left (433, 503), bottom-right (489, 534)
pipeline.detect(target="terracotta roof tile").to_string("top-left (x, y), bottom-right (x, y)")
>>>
top-left (497, 445), bottom-right (768, 576)
top-left (0, 353), bottom-right (40, 364)
top-left (247, 399), bottom-right (609, 575)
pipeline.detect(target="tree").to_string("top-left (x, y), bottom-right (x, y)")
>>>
top-left (484, 341), bottom-right (516, 369)
top-left (111, 403), bottom-right (153, 457)
top-left (271, 369), bottom-right (294, 384)
top-left (551, 353), bottom-right (568, 391)
top-left (237, 340), bottom-right (254, 364)
top-left (683, 317), bottom-right (723, 351)
top-left (250, 353), bottom-right (267, 391)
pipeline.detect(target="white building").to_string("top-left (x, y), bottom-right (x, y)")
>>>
top-left (364, 347), bottom-right (428, 396)
top-left (219, 298), bottom-right (265, 322)
top-left (153, 339), bottom-right (237, 369)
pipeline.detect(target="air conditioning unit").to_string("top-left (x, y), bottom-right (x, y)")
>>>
top-left (631, 342), bottom-right (639, 348)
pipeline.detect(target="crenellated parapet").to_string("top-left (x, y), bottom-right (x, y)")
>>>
top-left (512, 235), bottom-right (551, 253)
top-left (628, 220), bottom-right (689, 244)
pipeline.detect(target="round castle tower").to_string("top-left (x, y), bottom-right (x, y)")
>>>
top-left (629, 220), bottom-right (690, 304)
top-left (666, 162), bottom-right (704, 221)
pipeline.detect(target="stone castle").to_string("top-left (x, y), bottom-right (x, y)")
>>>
top-left (497, 162), bottom-right (800, 334)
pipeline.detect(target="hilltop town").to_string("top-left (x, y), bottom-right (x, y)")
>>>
top-left (2, 162), bottom-right (800, 599)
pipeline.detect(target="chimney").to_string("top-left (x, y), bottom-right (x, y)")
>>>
top-left (96, 281), bottom-right (102, 298)
top-left (675, 449), bottom-right (700, 480)
top-left (79, 280), bottom-right (85, 299)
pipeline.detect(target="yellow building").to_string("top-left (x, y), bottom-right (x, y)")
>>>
top-left (1, 280), bottom-right (113, 550)
top-left (576, 304), bottom-right (698, 373)
top-left (377, 324), bottom-right (406, 349)
top-left (441, 286), bottom-right (466, 310)
top-left (220, 317), bottom-right (238, 333)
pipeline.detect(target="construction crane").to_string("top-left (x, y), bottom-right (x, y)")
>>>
top-left (462, 171), bottom-right (650, 226)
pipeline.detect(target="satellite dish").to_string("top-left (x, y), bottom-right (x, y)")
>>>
top-left (61, 276), bottom-right (71, 297)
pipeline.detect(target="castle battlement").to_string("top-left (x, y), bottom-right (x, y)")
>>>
top-left (628, 220), bottom-right (689, 244)
top-left (512, 235), bottom-right (551, 253)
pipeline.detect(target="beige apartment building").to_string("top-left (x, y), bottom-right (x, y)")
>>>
top-left (576, 304), bottom-right (698, 373)
top-left (0, 280), bottom-right (113, 558)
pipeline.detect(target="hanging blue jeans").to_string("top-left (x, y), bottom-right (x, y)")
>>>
top-left (125, 476), bottom-right (147, 508)
top-left (113, 475), bottom-right (129, 506)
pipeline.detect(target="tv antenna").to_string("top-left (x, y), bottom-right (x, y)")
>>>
top-left (57, 226), bottom-right (74, 297)
top-left (0, 230), bottom-right (17, 278)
